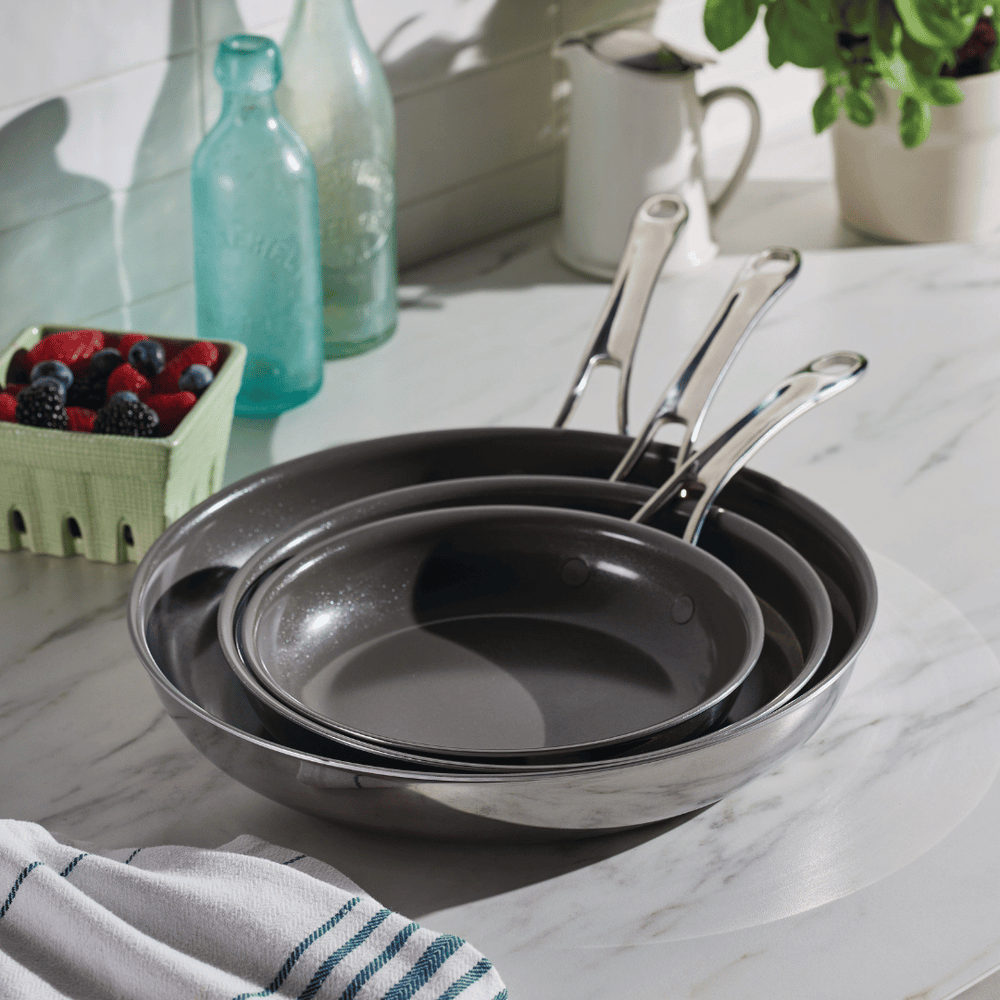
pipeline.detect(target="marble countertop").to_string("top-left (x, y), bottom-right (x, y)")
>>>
top-left (5, 118), bottom-right (1000, 1000)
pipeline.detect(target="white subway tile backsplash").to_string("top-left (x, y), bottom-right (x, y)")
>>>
top-left (0, 0), bottom-right (679, 328)
top-left (118, 172), bottom-right (195, 305)
top-left (0, 0), bottom-right (196, 112)
top-left (0, 54), bottom-right (200, 232)
top-left (374, 0), bottom-right (559, 97)
top-left (397, 148), bottom-right (561, 266)
top-left (0, 198), bottom-right (126, 342)
top-left (561, 0), bottom-right (657, 33)
top-left (395, 47), bottom-right (557, 205)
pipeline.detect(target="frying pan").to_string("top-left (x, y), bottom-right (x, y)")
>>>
top-left (229, 354), bottom-right (858, 765)
top-left (129, 422), bottom-right (877, 838)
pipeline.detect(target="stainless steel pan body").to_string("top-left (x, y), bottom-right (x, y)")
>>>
top-left (128, 427), bottom-right (876, 840)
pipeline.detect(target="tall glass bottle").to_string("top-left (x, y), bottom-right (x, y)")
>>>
top-left (192, 34), bottom-right (324, 416)
top-left (278, 0), bottom-right (398, 358)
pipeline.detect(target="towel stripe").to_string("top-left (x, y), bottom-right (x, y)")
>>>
top-left (333, 920), bottom-right (418, 1000)
top-left (123, 848), bottom-right (143, 865)
top-left (232, 896), bottom-right (362, 1000)
top-left (59, 853), bottom-right (88, 878)
top-left (382, 934), bottom-right (464, 1000)
top-left (282, 854), bottom-right (307, 866)
top-left (492, 990), bottom-right (507, 1000)
top-left (0, 861), bottom-right (43, 921)
top-left (436, 958), bottom-right (493, 1000)
top-left (297, 908), bottom-right (392, 1000)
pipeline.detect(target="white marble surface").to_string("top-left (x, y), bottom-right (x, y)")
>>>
top-left (5, 117), bottom-right (1000, 1000)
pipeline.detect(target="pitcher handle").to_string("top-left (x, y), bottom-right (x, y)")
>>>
top-left (700, 86), bottom-right (761, 220)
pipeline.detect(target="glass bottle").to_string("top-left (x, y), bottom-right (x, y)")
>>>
top-left (278, 0), bottom-right (398, 358)
top-left (192, 34), bottom-right (324, 417)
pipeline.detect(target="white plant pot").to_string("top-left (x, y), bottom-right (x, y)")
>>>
top-left (832, 72), bottom-right (1000, 242)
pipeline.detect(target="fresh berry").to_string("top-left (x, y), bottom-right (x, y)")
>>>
top-left (26, 330), bottom-right (105, 375)
top-left (66, 407), bottom-right (97, 433)
top-left (15, 381), bottom-right (69, 429)
top-left (88, 348), bottom-right (123, 380)
top-left (108, 391), bottom-right (139, 406)
top-left (67, 374), bottom-right (107, 410)
top-left (93, 395), bottom-right (159, 437)
top-left (4, 383), bottom-right (25, 397)
top-left (154, 342), bottom-right (220, 392)
top-left (147, 391), bottom-right (197, 435)
top-left (32, 375), bottom-right (68, 399)
top-left (177, 364), bottom-right (213, 397)
top-left (106, 364), bottom-right (151, 401)
top-left (117, 333), bottom-right (147, 357)
top-left (127, 339), bottom-right (166, 379)
top-left (30, 359), bottom-right (73, 392)
top-left (0, 394), bottom-right (16, 422)
top-left (6, 348), bottom-right (31, 384)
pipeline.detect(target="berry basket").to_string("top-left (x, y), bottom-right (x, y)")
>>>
top-left (0, 325), bottom-right (246, 564)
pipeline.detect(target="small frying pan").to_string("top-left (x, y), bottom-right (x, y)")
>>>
top-left (230, 354), bottom-right (861, 765)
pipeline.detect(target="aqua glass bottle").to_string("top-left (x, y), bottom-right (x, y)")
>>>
top-left (278, 0), bottom-right (397, 358)
top-left (192, 34), bottom-right (324, 416)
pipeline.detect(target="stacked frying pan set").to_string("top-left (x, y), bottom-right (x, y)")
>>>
top-left (128, 195), bottom-right (878, 841)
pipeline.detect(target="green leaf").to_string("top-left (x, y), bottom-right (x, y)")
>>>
top-left (844, 87), bottom-right (877, 124)
top-left (704, 0), bottom-right (761, 50)
top-left (991, 11), bottom-right (1000, 71)
top-left (764, 2), bottom-right (791, 65)
top-left (899, 93), bottom-right (933, 146)
top-left (893, 0), bottom-right (985, 50)
top-left (763, 0), bottom-right (837, 67)
top-left (812, 83), bottom-right (841, 131)
top-left (924, 76), bottom-right (965, 104)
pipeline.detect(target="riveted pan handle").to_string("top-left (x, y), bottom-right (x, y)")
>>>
top-left (611, 246), bottom-right (801, 481)
top-left (553, 193), bottom-right (689, 435)
top-left (632, 351), bottom-right (867, 543)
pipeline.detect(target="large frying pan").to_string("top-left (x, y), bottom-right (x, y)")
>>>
top-left (128, 422), bottom-right (877, 840)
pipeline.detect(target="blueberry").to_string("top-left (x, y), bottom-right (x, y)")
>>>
top-left (108, 390), bottom-right (140, 406)
top-left (178, 364), bottom-right (214, 397)
top-left (32, 375), bottom-right (68, 399)
top-left (89, 348), bottom-right (123, 380)
top-left (30, 360), bottom-right (73, 391)
top-left (127, 339), bottom-right (166, 378)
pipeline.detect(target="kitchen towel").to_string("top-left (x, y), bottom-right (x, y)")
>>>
top-left (0, 820), bottom-right (507, 1000)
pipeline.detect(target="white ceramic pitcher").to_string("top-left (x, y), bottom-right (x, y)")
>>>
top-left (554, 29), bottom-right (761, 279)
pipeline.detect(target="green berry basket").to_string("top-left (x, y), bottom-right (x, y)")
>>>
top-left (0, 325), bottom-right (246, 564)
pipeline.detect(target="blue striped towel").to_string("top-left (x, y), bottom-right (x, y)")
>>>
top-left (0, 821), bottom-right (506, 1000)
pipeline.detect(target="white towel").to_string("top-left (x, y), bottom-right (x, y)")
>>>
top-left (0, 821), bottom-right (507, 1000)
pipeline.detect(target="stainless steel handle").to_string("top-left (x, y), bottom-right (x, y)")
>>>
top-left (553, 193), bottom-right (689, 435)
top-left (612, 247), bottom-right (801, 481)
top-left (632, 351), bottom-right (868, 542)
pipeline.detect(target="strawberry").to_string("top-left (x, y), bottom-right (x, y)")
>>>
top-left (27, 330), bottom-right (105, 376)
top-left (146, 391), bottom-right (196, 435)
top-left (117, 333), bottom-right (146, 358)
top-left (66, 407), bottom-right (97, 432)
top-left (106, 363), bottom-right (151, 401)
top-left (6, 348), bottom-right (31, 384)
top-left (0, 394), bottom-right (16, 422)
top-left (4, 383), bottom-right (26, 397)
top-left (154, 342), bottom-right (220, 393)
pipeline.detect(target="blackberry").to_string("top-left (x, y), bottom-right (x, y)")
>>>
top-left (67, 373), bottom-right (107, 410)
top-left (16, 381), bottom-right (69, 429)
top-left (93, 395), bottom-right (159, 437)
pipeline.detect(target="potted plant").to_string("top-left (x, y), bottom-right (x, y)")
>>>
top-left (703, 0), bottom-right (1000, 240)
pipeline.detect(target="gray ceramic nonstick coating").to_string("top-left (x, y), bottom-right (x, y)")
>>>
top-left (219, 476), bottom-right (832, 768)
top-left (238, 505), bottom-right (765, 763)
top-left (128, 428), bottom-right (877, 840)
